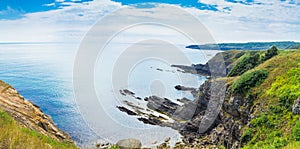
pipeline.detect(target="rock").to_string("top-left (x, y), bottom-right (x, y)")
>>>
top-left (174, 85), bottom-right (195, 91)
top-left (0, 80), bottom-right (74, 143)
top-left (147, 96), bottom-right (179, 116)
top-left (116, 138), bottom-right (142, 149)
top-left (172, 51), bottom-right (245, 77)
top-left (120, 89), bottom-right (135, 96)
top-left (137, 117), bottom-right (161, 125)
top-left (292, 99), bottom-right (300, 115)
top-left (117, 106), bottom-right (138, 116)
top-left (156, 68), bottom-right (163, 71)
top-left (164, 137), bottom-right (171, 142)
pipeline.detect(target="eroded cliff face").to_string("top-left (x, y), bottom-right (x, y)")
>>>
top-left (116, 50), bottom-right (255, 148)
top-left (0, 80), bottom-right (74, 144)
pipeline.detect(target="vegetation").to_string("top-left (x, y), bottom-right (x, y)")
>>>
top-left (0, 110), bottom-right (77, 149)
top-left (266, 62), bottom-right (300, 109)
top-left (292, 121), bottom-right (300, 141)
top-left (262, 46), bottom-right (279, 61)
top-left (231, 69), bottom-right (268, 94)
top-left (238, 49), bottom-right (300, 149)
top-left (186, 41), bottom-right (300, 50)
top-left (228, 52), bottom-right (260, 77)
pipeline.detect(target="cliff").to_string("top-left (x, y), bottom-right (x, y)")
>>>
top-left (118, 47), bottom-right (300, 149)
top-left (0, 80), bottom-right (75, 145)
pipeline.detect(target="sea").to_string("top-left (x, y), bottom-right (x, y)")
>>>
top-left (0, 43), bottom-right (220, 147)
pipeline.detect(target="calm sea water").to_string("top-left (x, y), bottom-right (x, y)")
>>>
top-left (0, 43), bottom-right (220, 147)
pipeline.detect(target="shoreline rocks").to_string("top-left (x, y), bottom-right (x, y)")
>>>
top-left (0, 80), bottom-right (74, 144)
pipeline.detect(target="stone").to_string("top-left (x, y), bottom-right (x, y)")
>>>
top-left (292, 99), bottom-right (300, 115)
top-left (116, 139), bottom-right (142, 149)
top-left (117, 106), bottom-right (137, 116)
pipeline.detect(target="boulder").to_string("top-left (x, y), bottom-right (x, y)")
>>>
top-left (117, 139), bottom-right (142, 149)
top-left (292, 99), bottom-right (300, 115)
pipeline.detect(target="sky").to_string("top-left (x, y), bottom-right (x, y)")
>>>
top-left (0, 0), bottom-right (299, 43)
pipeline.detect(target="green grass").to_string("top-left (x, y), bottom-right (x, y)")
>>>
top-left (0, 110), bottom-right (78, 149)
top-left (228, 52), bottom-right (261, 77)
top-left (239, 49), bottom-right (300, 149)
top-left (231, 69), bottom-right (268, 94)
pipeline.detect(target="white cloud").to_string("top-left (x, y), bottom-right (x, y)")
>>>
top-left (188, 0), bottom-right (300, 42)
top-left (0, 0), bottom-right (299, 43)
top-left (43, 3), bottom-right (56, 7)
top-left (55, 0), bottom-right (65, 2)
top-left (0, 0), bottom-right (122, 42)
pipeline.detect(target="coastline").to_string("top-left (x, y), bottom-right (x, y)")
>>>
top-left (0, 80), bottom-right (75, 145)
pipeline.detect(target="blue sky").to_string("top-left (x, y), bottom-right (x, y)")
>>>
top-left (0, 0), bottom-right (93, 19)
top-left (0, 0), bottom-right (299, 43)
top-left (0, 0), bottom-right (263, 19)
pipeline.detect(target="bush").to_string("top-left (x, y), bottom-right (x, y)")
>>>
top-left (228, 53), bottom-right (260, 77)
top-left (292, 121), bottom-right (300, 141)
top-left (267, 64), bottom-right (300, 109)
top-left (231, 69), bottom-right (268, 94)
top-left (273, 137), bottom-right (287, 148)
top-left (251, 114), bottom-right (268, 127)
top-left (262, 46), bottom-right (278, 61)
top-left (241, 128), bottom-right (252, 142)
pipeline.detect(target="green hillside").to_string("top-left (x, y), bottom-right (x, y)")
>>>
top-left (225, 48), bottom-right (300, 148)
top-left (0, 110), bottom-right (77, 149)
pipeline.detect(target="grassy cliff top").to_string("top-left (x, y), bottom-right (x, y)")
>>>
top-left (0, 80), bottom-right (77, 149)
top-left (223, 48), bottom-right (300, 149)
top-left (0, 109), bottom-right (77, 149)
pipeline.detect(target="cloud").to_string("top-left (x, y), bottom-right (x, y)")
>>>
top-left (43, 3), bottom-right (56, 7)
top-left (0, 0), bottom-right (299, 43)
top-left (55, 0), bottom-right (65, 2)
top-left (0, 0), bottom-right (122, 42)
top-left (188, 0), bottom-right (300, 42)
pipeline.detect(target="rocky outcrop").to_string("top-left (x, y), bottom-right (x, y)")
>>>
top-left (117, 106), bottom-right (138, 116)
top-left (172, 51), bottom-right (246, 77)
top-left (118, 77), bottom-right (254, 148)
top-left (292, 99), bottom-right (300, 115)
top-left (116, 51), bottom-right (258, 148)
top-left (0, 80), bottom-right (74, 143)
top-left (146, 96), bottom-right (179, 116)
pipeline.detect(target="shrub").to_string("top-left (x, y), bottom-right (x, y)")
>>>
top-left (241, 128), bottom-right (252, 142)
top-left (267, 64), bottom-right (300, 109)
top-left (292, 121), bottom-right (300, 141)
top-left (273, 137), bottom-right (287, 148)
top-left (251, 114), bottom-right (268, 127)
top-left (262, 46), bottom-right (278, 61)
top-left (231, 69), bottom-right (268, 94)
top-left (228, 53), bottom-right (260, 77)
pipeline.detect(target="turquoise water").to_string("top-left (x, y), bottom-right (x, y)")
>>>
top-left (0, 43), bottom-right (220, 146)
